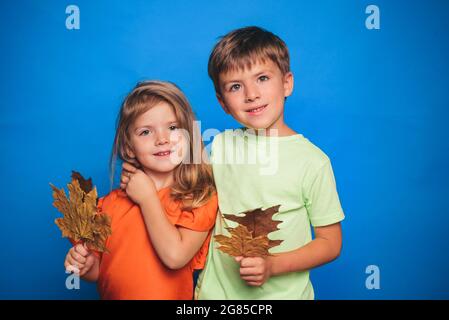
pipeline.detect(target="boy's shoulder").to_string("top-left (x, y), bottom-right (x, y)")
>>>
top-left (212, 128), bottom-right (331, 167)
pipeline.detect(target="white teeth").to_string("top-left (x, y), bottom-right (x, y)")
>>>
top-left (155, 151), bottom-right (170, 156)
top-left (249, 106), bottom-right (265, 113)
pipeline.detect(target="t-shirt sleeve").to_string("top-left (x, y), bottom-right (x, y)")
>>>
top-left (175, 193), bottom-right (218, 270)
top-left (304, 160), bottom-right (345, 227)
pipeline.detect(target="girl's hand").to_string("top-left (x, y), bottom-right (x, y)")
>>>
top-left (64, 243), bottom-right (96, 277)
top-left (235, 256), bottom-right (273, 287)
top-left (120, 162), bottom-right (139, 190)
top-left (122, 169), bottom-right (157, 206)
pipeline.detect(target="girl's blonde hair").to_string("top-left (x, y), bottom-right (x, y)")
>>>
top-left (110, 80), bottom-right (215, 210)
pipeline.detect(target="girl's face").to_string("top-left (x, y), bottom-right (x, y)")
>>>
top-left (128, 102), bottom-right (187, 174)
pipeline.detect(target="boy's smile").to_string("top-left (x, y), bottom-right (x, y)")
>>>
top-left (217, 59), bottom-right (294, 136)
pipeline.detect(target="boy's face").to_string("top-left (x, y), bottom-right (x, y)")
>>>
top-left (217, 59), bottom-right (293, 134)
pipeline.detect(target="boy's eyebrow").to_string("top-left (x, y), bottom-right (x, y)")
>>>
top-left (222, 70), bottom-right (273, 85)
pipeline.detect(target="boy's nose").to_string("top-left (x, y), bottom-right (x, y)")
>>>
top-left (244, 85), bottom-right (260, 102)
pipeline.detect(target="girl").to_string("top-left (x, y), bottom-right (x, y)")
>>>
top-left (64, 81), bottom-right (217, 299)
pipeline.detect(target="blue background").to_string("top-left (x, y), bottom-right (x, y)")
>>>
top-left (1, 0), bottom-right (448, 299)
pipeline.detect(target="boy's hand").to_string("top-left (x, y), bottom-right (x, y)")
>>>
top-left (235, 256), bottom-right (273, 287)
top-left (64, 244), bottom-right (96, 277)
top-left (122, 168), bottom-right (156, 205)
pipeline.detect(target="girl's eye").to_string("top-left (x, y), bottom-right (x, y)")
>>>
top-left (258, 75), bottom-right (269, 82)
top-left (140, 129), bottom-right (151, 136)
top-left (229, 84), bottom-right (241, 92)
top-left (169, 125), bottom-right (178, 131)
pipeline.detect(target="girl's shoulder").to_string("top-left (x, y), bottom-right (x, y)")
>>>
top-left (98, 189), bottom-right (135, 215)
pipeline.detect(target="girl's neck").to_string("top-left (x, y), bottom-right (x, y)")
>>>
top-left (143, 168), bottom-right (174, 191)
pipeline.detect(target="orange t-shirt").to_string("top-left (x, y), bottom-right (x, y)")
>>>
top-left (93, 187), bottom-right (217, 300)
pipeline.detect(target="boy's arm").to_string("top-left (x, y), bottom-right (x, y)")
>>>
top-left (239, 222), bottom-right (342, 286)
top-left (270, 222), bottom-right (342, 275)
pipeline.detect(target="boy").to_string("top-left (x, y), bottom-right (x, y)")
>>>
top-left (194, 26), bottom-right (345, 299)
top-left (121, 26), bottom-right (344, 300)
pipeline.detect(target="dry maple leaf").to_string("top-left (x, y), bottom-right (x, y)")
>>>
top-left (215, 225), bottom-right (271, 257)
top-left (214, 205), bottom-right (283, 257)
top-left (71, 170), bottom-right (93, 195)
top-left (51, 172), bottom-right (112, 252)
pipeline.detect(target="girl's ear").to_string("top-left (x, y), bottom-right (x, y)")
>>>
top-left (217, 93), bottom-right (230, 114)
top-left (283, 72), bottom-right (294, 97)
top-left (125, 146), bottom-right (136, 160)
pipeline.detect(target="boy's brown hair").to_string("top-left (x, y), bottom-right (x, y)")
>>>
top-left (208, 26), bottom-right (290, 94)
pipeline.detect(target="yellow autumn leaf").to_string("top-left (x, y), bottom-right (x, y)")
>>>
top-left (51, 172), bottom-right (112, 252)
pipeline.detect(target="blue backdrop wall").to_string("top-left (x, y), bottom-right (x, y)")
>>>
top-left (1, 0), bottom-right (448, 299)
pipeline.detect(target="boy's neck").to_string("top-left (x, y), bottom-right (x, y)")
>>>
top-left (246, 124), bottom-right (298, 137)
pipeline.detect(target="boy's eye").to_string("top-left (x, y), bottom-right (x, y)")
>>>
top-left (169, 125), bottom-right (178, 131)
top-left (229, 84), bottom-right (241, 92)
top-left (258, 75), bottom-right (269, 82)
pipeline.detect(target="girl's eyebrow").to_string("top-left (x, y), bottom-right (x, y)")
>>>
top-left (135, 120), bottom-right (178, 129)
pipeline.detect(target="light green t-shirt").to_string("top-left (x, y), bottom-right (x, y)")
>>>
top-left (195, 129), bottom-right (345, 300)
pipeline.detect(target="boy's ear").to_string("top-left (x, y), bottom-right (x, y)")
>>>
top-left (283, 72), bottom-right (294, 97)
top-left (216, 93), bottom-right (230, 114)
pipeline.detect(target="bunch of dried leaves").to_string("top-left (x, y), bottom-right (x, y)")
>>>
top-left (214, 205), bottom-right (283, 257)
top-left (50, 171), bottom-right (112, 252)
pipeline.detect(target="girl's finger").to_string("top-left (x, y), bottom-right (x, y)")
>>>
top-left (71, 249), bottom-right (87, 263)
top-left (120, 176), bottom-right (129, 184)
top-left (75, 244), bottom-right (89, 257)
top-left (66, 256), bottom-right (84, 272)
top-left (122, 162), bottom-right (137, 173)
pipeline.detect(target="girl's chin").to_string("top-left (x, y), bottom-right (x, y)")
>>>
top-left (141, 162), bottom-right (182, 174)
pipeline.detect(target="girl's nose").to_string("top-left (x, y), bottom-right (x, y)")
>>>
top-left (155, 131), bottom-right (169, 146)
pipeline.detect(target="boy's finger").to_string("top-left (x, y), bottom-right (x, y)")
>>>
top-left (241, 275), bottom-right (261, 282)
top-left (240, 257), bottom-right (262, 268)
top-left (239, 267), bottom-right (259, 276)
top-left (246, 281), bottom-right (262, 287)
top-left (234, 256), bottom-right (244, 263)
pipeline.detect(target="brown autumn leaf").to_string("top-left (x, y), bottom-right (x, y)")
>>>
top-left (51, 172), bottom-right (112, 252)
top-left (223, 205), bottom-right (283, 249)
top-left (215, 225), bottom-right (270, 257)
top-left (214, 205), bottom-right (283, 257)
top-left (71, 170), bottom-right (93, 194)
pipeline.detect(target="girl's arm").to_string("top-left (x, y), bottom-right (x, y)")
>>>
top-left (80, 254), bottom-right (100, 282)
top-left (140, 197), bottom-right (209, 270)
top-left (123, 169), bottom-right (209, 270)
